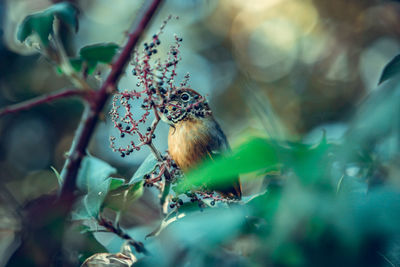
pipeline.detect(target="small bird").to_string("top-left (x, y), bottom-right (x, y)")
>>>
top-left (160, 88), bottom-right (241, 199)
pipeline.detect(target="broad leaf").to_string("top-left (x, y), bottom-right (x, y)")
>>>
top-left (70, 156), bottom-right (117, 220)
top-left (79, 43), bottom-right (119, 64)
top-left (17, 2), bottom-right (79, 45)
top-left (379, 54), bottom-right (400, 84)
top-left (129, 153), bottom-right (158, 184)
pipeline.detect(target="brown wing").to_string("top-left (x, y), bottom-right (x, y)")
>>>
top-left (205, 120), bottom-right (242, 200)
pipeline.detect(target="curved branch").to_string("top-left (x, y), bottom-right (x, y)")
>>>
top-left (0, 88), bottom-right (85, 117)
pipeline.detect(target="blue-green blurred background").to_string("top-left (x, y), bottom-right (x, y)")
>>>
top-left (2, 0), bottom-right (400, 266)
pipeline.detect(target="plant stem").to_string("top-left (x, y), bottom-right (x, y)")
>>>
top-left (0, 88), bottom-right (85, 117)
top-left (59, 0), bottom-right (164, 205)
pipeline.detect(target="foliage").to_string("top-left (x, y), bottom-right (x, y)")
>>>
top-left (5, 1), bottom-right (400, 266)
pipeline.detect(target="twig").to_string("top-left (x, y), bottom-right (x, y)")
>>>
top-left (0, 88), bottom-right (85, 117)
top-left (98, 217), bottom-right (148, 255)
top-left (147, 140), bottom-right (172, 215)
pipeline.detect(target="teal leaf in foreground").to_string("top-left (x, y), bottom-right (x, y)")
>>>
top-left (379, 54), bottom-right (400, 84)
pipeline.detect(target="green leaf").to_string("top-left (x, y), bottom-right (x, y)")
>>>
top-left (17, 2), bottom-right (79, 45)
top-left (76, 156), bottom-right (117, 193)
top-left (379, 54), bottom-right (400, 84)
top-left (102, 181), bottom-right (144, 212)
top-left (79, 43), bottom-right (119, 64)
top-left (129, 153), bottom-right (158, 184)
top-left (70, 156), bottom-right (117, 220)
top-left (176, 138), bottom-right (279, 192)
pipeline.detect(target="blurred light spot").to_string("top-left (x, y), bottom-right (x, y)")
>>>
top-left (303, 123), bottom-right (348, 144)
top-left (360, 38), bottom-right (400, 91)
top-left (300, 31), bottom-right (333, 65)
top-left (345, 165), bottom-right (360, 177)
top-left (230, 0), bottom-right (284, 11)
top-left (247, 18), bottom-right (299, 82)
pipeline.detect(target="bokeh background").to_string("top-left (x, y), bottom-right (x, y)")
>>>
top-left (1, 0), bottom-right (400, 266)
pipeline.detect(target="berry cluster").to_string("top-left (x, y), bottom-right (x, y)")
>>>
top-left (109, 16), bottom-right (230, 211)
top-left (109, 15), bottom-right (190, 157)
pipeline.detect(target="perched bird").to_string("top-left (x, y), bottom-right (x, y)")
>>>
top-left (160, 88), bottom-right (242, 199)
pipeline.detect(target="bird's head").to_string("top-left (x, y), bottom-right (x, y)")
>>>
top-left (159, 88), bottom-right (211, 125)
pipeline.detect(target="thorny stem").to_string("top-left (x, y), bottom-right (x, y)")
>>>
top-left (59, 0), bottom-right (164, 205)
top-left (0, 88), bottom-right (86, 117)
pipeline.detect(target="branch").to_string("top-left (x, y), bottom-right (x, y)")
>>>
top-left (98, 217), bottom-right (148, 255)
top-left (59, 0), bottom-right (164, 204)
top-left (0, 88), bottom-right (85, 117)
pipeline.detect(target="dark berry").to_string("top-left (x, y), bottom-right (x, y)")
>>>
top-left (177, 38), bottom-right (183, 42)
top-left (147, 127), bottom-right (152, 131)
top-left (178, 199), bottom-right (183, 205)
top-left (147, 51), bottom-right (152, 56)
top-left (152, 49), bottom-right (157, 54)
top-left (170, 203), bottom-right (175, 208)
top-left (121, 153), bottom-right (125, 158)
top-left (149, 42), bottom-right (155, 48)
top-left (172, 106), bottom-right (177, 111)
top-left (121, 133), bottom-right (125, 138)
top-left (152, 134), bottom-right (156, 138)
top-left (172, 51), bottom-right (177, 56)
top-left (156, 39), bottom-right (161, 45)
top-left (132, 70), bottom-right (137, 76)
top-left (118, 123), bottom-right (122, 128)
top-left (153, 34), bottom-right (158, 39)
top-left (126, 126), bottom-right (130, 131)
top-left (210, 200), bottom-right (215, 206)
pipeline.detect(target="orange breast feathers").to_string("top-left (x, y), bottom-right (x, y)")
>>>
top-left (168, 117), bottom-right (213, 171)
top-left (167, 116), bottom-right (242, 199)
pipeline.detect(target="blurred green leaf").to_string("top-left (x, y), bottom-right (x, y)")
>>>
top-left (176, 138), bottom-right (279, 192)
top-left (379, 54), bottom-right (400, 84)
top-left (50, 166), bottom-right (62, 187)
top-left (287, 135), bottom-right (334, 185)
top-left (102, 181), bottom-right (144, 212)
top-left (17, 2), bottom-right (79, 45)
top-left (79, 43), bottom-right (119, 64)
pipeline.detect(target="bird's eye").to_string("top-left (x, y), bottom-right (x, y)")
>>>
top-left (180, 92), bottom-right (190, 102)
